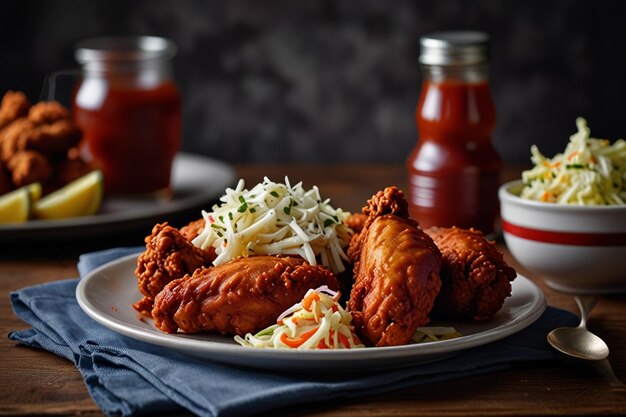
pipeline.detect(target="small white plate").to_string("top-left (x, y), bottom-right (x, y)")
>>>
top-left (76, 254), bottom-right (547, 371)
top-left (0, 153), bottom-right (236, 243)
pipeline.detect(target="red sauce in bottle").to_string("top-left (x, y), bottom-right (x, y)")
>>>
top-left (407, 31), bottom-right (501, 235)
top-left (407, 80), bottom-right (501, 234)
top-left (73, 81), bottom-right (181, 195)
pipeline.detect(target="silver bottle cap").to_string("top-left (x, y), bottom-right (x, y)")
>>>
top-left (419, 31), bottom-right (489, 66)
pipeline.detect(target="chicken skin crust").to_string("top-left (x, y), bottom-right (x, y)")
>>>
top-left (179, 218), bottom-right (206, 241)
top-left (7, 150), bottom-right (53, 187)
top-left (134, 222), bottom-right (215, 316)
top-left (426, 226), bottom-right (517, 321)
top-left (0, 91), bottom-right (30, 129)
top-left (152, 255), bottom-right (340, 335)
top-left (348, 187), bottom-right (442, 347)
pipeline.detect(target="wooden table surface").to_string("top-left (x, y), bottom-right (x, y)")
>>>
top-left (1, 164), bottom-right (625, 416)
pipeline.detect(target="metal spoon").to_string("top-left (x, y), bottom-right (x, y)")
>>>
top-left (547, 295), bottom-right (623, 388)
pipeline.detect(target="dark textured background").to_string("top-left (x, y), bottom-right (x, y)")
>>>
top-left (2, 0), bottom-right (625, 164)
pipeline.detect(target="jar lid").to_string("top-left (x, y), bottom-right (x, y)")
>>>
top-left (419, 31), bottom-right (489, 65)
top-left (75, 36), bottom-right (177, 63)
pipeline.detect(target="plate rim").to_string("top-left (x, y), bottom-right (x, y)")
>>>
top-left (0, 153), bottom-right (236, 240)
top-left (76, 254), bottom-right (547, 369)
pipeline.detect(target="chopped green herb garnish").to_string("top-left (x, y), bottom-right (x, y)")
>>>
top-left (284, 199), bottom-right (294, 215)
top-left (270, 191), bottom-right (279, 197)
top-left (324, 218), bottom-right (334, 228)
top-left (566, 163), bottom-right (586, 169)
top-left (238, 196), bottom-right (248, 213)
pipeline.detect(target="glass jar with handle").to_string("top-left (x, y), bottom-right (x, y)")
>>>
top-left (73, 36), bottom-right (181, 196)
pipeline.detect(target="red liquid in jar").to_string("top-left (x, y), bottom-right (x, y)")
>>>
top-left (407, 80), bottom-right (501, 234)
top-left (73, 80), bottom-right (181, 195)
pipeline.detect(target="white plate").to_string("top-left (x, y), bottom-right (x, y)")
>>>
top-left (0, 153), bottom-right (236, 243)
top-left (76, 254), bottom-right (546, 371)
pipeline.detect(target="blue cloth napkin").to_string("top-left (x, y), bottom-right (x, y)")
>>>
top-left (9, 247), bottom-right (578, 417)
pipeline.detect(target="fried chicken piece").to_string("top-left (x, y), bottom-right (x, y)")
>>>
top-left (152, 255), bottom-right (340, 335)
top-left (33, 119), bottom-right (82, 155)
top-left (345, 213), bottom-right (367, 234)
top-left (179, 218), bottom-right (206, 241)
top-left (134, 223), bottom-right (216, 316)
top-left (0, 91), bottom-right (30, 130)
top-left (348, 187), bottom-right (442, 347)
top-left (28, 101), bottom-right (70, 125)
top-left (0, 118), bottom-right (35, 161)
top-left (426, 226), bottom-right (517, 321)
top-left (6, 150), bottom-right (53, 187)
top-left (0, 118), bottom-right (81, 160)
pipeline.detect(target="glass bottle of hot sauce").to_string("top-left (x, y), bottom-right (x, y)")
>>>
top-left (407, 31), bottom-right (501, 235)
top-left (73, 37), bottom-right (181, 196)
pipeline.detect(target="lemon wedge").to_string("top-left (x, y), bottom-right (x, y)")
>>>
top-left (26, 182), bottom-right (42, 202)
top-left (33, 170), bottom-right (103, 220)
top-left (0, 186), bottom-right (31, 224)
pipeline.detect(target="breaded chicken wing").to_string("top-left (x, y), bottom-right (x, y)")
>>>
top-left (348, 187), bottom-right (442, 347)
top-left (6, 150), bottom-right (53, 187)
top-left (0, 92), bottom-right (90, 196)
top-left (0, 118), bottom-right (81, 160)
top-left (28, 101), bottom-right (70, 124)
top-left (0, 91), bottom-right (30, 129)
top-left (152, 255), bottom-right (340, 335)
top-left (179, 218), bottom-right (205, 241)
top-left (426, 226), bottom-right (516, 321)
top-left (134, 222), bottom-right (216, 316)
top-left (345, 212), bottom-right (367, 234)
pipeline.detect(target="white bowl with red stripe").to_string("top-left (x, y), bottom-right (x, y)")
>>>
top-left (499, 180), bottom-right (626, 294)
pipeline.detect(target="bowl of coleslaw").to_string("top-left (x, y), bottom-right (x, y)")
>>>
top-left (499, 118), bottom-right (626, 293)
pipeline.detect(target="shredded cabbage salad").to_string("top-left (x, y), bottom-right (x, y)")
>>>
top-left (234, 286), bottom-right (365, 349)
top-left (234, 286), bottom-right (462, 350)
top-left (192, 177), bottom-right (353, 274)
top-left (520, 117), bottom-right (626, 205)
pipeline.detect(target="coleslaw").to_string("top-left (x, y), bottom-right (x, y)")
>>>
top-left (234, 286), bottom-right (365, 349)
top-left (192, 177), bottom-right (353, 274)
top-left (234, 286), bottom-right (462, 349)
top-left (520, 117), bottom-right (626, 205)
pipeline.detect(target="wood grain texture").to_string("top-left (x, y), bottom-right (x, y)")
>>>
top-left (2, 164), bottom-right (625, 417)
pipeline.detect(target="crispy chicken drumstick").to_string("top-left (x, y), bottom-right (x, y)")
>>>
top-left (347, 187), bottom-right (442, 347)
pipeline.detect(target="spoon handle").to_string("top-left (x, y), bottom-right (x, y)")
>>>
top-left (575, 295), bottom-right (599, 329)
top-left (593, 359), bottom-right (625, 391)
